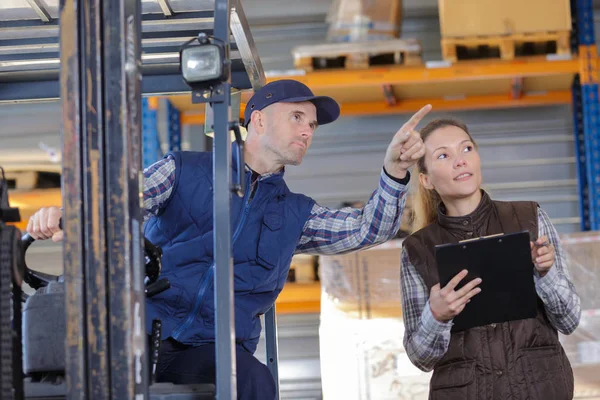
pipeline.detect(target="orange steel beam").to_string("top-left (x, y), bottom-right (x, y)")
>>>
top-left (338, 90), bottom-right (573, 116)
top-left (266, 58), bottom-right (579, 89)
top-left (180, 90), bottom-right (572, 124)
top-left (177, 59), bottom-right (581, 124)
top-left (181, 113), bottom-right (206, 125)
top-left (275, 282), bottom-right (321, 315)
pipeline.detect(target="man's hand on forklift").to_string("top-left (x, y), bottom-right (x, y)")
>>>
top-left (26, 206), bottom-right (64, 242)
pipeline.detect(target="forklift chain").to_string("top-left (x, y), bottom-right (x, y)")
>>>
top-left (0, 225), bottom-right (24, 400)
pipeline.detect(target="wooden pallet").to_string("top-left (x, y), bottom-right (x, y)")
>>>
top-left (292, 38), bottom-right (422, 72)
top-left (441, 31), bottom-right (571, 63)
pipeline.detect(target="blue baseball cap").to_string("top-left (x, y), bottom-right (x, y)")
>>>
top-left (244, 79), bottom-right (340, 128)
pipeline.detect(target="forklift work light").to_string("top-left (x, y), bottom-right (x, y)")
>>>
top-left (180, 33), bottom-right (228, 85)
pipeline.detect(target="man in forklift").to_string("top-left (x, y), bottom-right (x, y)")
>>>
top-left (27, 79), bottom-right (430, 400)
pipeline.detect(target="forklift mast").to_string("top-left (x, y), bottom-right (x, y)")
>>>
top-left (0, 0), bottom-right (273, 399)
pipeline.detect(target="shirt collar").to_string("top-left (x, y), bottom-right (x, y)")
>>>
top-left (437, 190), bottom-right (493, 235)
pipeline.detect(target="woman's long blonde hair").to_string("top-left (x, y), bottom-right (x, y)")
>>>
top-left (411, 118), bottom-right (478, 232)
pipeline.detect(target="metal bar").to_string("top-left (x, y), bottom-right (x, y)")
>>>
top-left (24, 0), bottom-right (52, 23)
top-left (0, 26), bottom-right (59, 41)
top-left (141, 15), bottom-right (213, 32)
top-left (213, 85), bottom-right (235, 400)
top-left (139, 0), bottom-right (215, 14)
top-left (156, 0), bottom-right (174, 17)
top-left (167, 101), bottom-right (181, 151)
top-left (179, 90), bottom-right (573, 124)
top-left (230, 1), bottom-right (266, 90)
top-left (79, 0), bottom-right (110, 396)
top-left (0, 49), bottom-right (242, 71)
top-left (0, 59), bottom-right (61, 72)
top-left (213, 0), bottom-right (236, 398)
top-left (0, 13), bottom-right (215, 40)
top-left (103, 0), bottom-right (148, 397)
top-left (60, 0), bottom-right (147, 397)
top-left (573, 0), bottom-right (599, 230)
top-left (143, 98), bottom-right (162, 168)
top-left (0, 36), bottom-right (235, 55)
top-left (59, 0), bottom-right (88, 396)
top-left (157, 98), bottom-right (169, 154)
top-left (581, 83), bottom-right (600, 229)
top-left (571, 76), bottom-right (590, 231)
top-left (265, 306), bottom-right (281, 400)
top-left (270, 58), bottom-right (580, 88)
top-left (381, 84), bottom-right (396, 106)
top-left (510, 77), bottom-right (523, 99)
top-left (0, 70), bottom-right (252, 102)
top-left (336, 91), bottom-right (573, 116)
top-left (575, 0), bottom-right (595, 46)
top-left (0, 42), bottom-right (241, 63)
top-left (181, 123), bottom-right (195, 150)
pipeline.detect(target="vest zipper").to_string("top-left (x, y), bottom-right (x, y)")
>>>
top-left (172, 173), bottom-right (255, 340)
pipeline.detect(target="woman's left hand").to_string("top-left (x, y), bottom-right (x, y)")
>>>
top-left (530, 235), bottom-right (555, 277)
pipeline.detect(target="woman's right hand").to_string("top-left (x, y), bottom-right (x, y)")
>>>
top-left (26, 206), bottom-right (64, 242)
top-left (429, 270), bottom-right (482, 323)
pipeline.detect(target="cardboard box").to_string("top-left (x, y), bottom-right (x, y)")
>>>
top-left (560, 231), bottom-right (600, 310)
top-left (327, 0), bottom-right (403, 41)
top-left (438, 0), bottom-right (571, 38)
top-left (319, 240), bottom-right (433, 399)
top-left (558, 231), bottom-right (600, 397)
top-left (319, 240), bottom-right (404, 319)
top-left (319, 315), bottom-right (432, 400)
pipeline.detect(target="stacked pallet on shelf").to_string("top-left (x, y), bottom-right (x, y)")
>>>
top-left (558, 231), bottom-right (600, 397)
top-left (438, 0), bottom-right (572, 62)
top-left (292, 0), bottom-right (423, 72)
top-left (292, 38), bottom-right (422, 72)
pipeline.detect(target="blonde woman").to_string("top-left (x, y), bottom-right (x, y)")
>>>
top-left (400, 118), bottom-right (580, 399)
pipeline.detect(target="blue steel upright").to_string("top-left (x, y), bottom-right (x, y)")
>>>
top-left (167, 101), bottom-right (182, 152)
top-left (142, 98), bottom-right (181, 169)
top-left (571, 77), bottom-right (591, 231)
top-left (580, 84), bottom-right (600, 229)
top-left (571, 0), bottom-right (600, 230)
top-left (142, 98), bottom-right (162, 169)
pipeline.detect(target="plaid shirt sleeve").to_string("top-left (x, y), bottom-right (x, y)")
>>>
top-left (534, 207), bottom-right (581, 335)
top-left (400, 247), bottom-right (452, 372)
top-left (294, 168), bottom-right (409, 255)
top-left (142, 155), bottom-right (176, 221)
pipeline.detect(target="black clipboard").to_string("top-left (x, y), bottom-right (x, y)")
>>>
top-left (434, 230), bottom-right (538, 332)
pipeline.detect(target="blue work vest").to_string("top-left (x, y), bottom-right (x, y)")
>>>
top-left (144, 150), bottom-right (315, 353)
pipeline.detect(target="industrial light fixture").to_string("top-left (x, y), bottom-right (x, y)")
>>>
top-left (180, 32), bottom-right (229, 86)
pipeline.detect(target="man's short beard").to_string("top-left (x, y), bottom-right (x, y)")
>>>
top-left (266, 143), bottom-right (301, 166)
